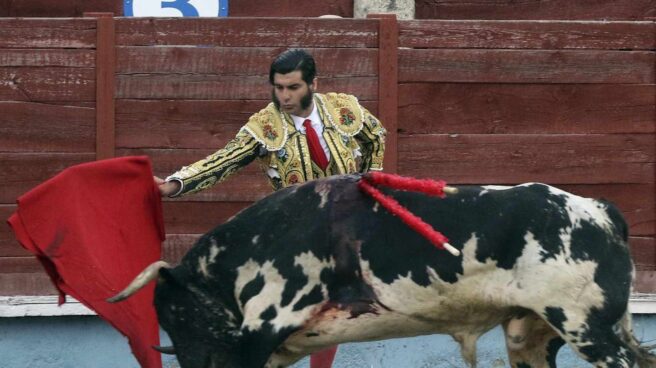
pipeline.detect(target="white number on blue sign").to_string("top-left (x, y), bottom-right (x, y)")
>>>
top-left (124, 0), bottom-right (228, 17)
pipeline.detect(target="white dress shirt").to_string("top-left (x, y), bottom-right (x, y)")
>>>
top-left (290, 102), bottom-right (331, 161)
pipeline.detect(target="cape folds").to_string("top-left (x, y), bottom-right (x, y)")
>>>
top-left (7, 156), bottom-right (164, 368)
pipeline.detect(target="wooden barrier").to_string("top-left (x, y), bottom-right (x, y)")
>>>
top-left (396, 19), bottom-right (656, 292)
top-left (0, 16), bottom-right (653, 295)
top-left (416, 0), bottom-right (656, 21)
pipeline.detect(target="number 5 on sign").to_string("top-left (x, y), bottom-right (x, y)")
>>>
top-left (125, 0), bottom-right (228, 17)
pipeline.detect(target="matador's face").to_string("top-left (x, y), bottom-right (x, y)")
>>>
top-left (272, 70), bottom-right (317, 117)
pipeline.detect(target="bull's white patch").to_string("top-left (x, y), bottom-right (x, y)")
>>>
top-left (479, 185), bottom-right (511, 196)
top-left (270, 252), bottom-right (333, 332)
top-left (559, 191), bottom-right (614, 233)
top-left (198, 257), bottom-right (210, 278)
top-left (314, 182), bottom-right (331, 209)
top-left (234, 260), bottom-right (286, 331)
top-left (252, 235), bottom-right (260, 244)
top-left (197, 242), bottom-right (225, 278)
top-left (284, 228), bottom-right (606, 356)
top-left (234, 252), bottom-right (334, 333)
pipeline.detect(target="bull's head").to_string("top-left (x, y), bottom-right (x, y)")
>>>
top-left (109, 261), bottom-right (243, 368)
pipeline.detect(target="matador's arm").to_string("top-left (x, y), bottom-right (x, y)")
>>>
top-left (355, 107), bottom-right (386, 172)
top-left (165, 130), bottom-right (262, 197)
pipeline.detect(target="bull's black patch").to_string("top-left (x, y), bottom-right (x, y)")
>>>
top-left (293, 285), bottom-right (324, 311)
top-left (517, 363), bottom-right (532, 368)
top-left (239, 324), bottom-right (297, 368)
top-left (570, 204), bottom-right (632, 323)
top-left (354, 183), bottom-right (574, 286)
top-left (473, 184), bottom-right (570, 267)
top-left (280, 268), bottom-right (309, 308)
top-left (260, 305), bottom-right (277, 320)
top-left (239, 274), bottom-right (265, 307)
top-left (544, 307), bottom-right (567, 333)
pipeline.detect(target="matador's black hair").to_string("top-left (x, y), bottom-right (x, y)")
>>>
top-left (269, 49), bottom-right (316, 85)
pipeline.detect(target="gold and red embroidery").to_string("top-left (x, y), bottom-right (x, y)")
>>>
top-left (262, 123), bottom-right (278, 141)
top-left (339, 107), bottom-right (356, 126)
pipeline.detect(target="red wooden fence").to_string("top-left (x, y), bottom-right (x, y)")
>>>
top-left (0, 0), bottom-right (354, 17)
top-left (0, 15), bottom-right (654, 296)
top-left (416, 0), bottom-right (656, 21)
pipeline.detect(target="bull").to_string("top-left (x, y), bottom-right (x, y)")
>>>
top-left (110, 174), bottom-right (656, 368)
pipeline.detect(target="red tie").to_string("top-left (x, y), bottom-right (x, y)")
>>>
top-left (303, 119), bottom-right (329, 171)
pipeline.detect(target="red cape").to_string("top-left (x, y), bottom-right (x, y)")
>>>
top-left (7, 156), bottom-right (164, 368)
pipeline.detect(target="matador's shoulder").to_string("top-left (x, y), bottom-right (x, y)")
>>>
top-left (240, 103), bottom-right (288, 151)
top-left (318, 93), bottom-right (365, 137)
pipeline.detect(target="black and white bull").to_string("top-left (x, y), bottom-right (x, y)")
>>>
top-left (110, 174), bottom-right (656, 368)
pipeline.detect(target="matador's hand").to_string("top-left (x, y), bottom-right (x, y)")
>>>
top-left (153, 176), bottom-right (180, 197)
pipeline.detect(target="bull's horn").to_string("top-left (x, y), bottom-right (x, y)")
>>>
top-left (107, 260), bottom-right (171, 303)
top-left (443, 186), bottom-right (458, 195)
top-left (152, 345), bottom-right (176, 355)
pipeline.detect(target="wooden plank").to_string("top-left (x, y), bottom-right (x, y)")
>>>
top-left (116, 99), bottom-right (379, 149)
top-left (368, 13), bottom-right (398, 173)
top-left (162, 201), bottom-right (253, 234)
top-left (398, 134), bottom-right (654, 185)
top-left (398, 83), bottom-right (655, 135)
top-left (0, 295), bottom-right (94, 317)
top-left (120, 148), bottom-right (273, 202)
top-left (0, 67), bottom-right (95, 102)
top-left (0, 205), bottom-right (32, 257)
top-left (0, 0), bottom-right (10, 16)
top-left (399, 49), bottom-right (654, 84)
top-left (0, 273), bottom-right (58, 296)
top-left (630, 237), bottom-right (656, 270)
top-left (116, 74), bottom-right (378, 100)
top-left (0, 257), bottom-right (43, 273)
top-left (415, 0), bottom-right (656, 21)
top-left (116, 47), bottom-right (378, 76)
top-left (0, 153), bottom-right (96, 203)
top-left (2, 0), bottom-right (120, 17)
top-left (0, 18), bottom-right (96, 48)
top-left (399, 20), bottom-right (656, 50)
top-left (635, 271), bottom-right (656, 293)
top-left (116, 100), bottom-right (263, 149)
top-left (0, 102), bottom-right (95, 152)
top-left (0, 240), bottom-right (30, 258)
top-left (162, 234), bottom-right (201, 264)
top-left (558, 185), bottom-right (654, 237)
top-left (0, 49), bottom-right (95, 67)
top-left (92, 13), bottom-right (116, 160)
top-left (230, 0), bottom-right (353, 17)
top-left (115, 18), bottom-right (378, 48)
top-left (115, 99), bottom-right (377, 150)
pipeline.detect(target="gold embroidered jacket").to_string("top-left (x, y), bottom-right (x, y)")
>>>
top-left (166, 93), bottom-right (386, 196)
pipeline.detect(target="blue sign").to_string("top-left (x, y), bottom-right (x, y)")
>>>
top-left (125, 0), bottom-right (228, 17)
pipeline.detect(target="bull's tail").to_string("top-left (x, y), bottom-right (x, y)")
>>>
top-left (618, 310), bottom-right (656, 367)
